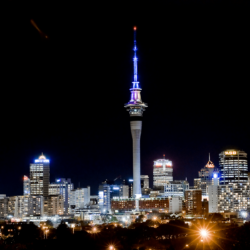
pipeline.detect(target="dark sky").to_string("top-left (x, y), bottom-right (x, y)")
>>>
top-left (1, 1), bottom-right (249, 196)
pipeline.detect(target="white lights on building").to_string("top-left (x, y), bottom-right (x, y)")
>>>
top-left (153, 158), bottom-right (173, 188)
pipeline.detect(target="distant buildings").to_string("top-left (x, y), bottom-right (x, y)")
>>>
top-left (219, 150), bottom-right (248, 185)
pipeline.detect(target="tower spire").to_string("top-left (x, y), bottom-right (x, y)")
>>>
top-left (133, 26), bottom-right (139, 89)
top-left (209, 153), bottom-right (210, 161)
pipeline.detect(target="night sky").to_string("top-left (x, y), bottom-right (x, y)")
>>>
top-left (1, 2), bottom-right (249, 196)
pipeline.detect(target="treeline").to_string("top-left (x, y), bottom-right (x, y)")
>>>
top-left (0, 220), bottom-right (250, 250)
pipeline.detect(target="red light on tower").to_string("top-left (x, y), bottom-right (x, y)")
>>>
top-left (134, 26), bottom-right (137, 31)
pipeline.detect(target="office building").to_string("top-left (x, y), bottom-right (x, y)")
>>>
top-left (30, 153), bottom-right (50, 197)
top-left (153, 157), bottom-right (173, 189)
top-left (30, 153), bottom-right (50, 215)
top-left (198, 154), bottom-right (217, 197)
top-left (208, 173), bottom-right (219, 213)
top-left (49, 178), bottom-right (74, 213)
top-left (165, 180), bottom-right (189, 197)
top-left (0, 195), bottom-right (8, 219)
top-left (111, 197), bottom-right (170, 211)
top-left (169, 196), bottom-right (182, 213)
top-left (69, 187), bottom-right (90, 213)
top-left (124, 27), bottom-right (148, 206)
top-left (48, 195), bottom-right (64, 216)
top-left (217, 183), bottom-right (250, 213)
top-left (219, 150), bottom-right (248, 185)
top-left (185, 189), bottom-right (202, 216)
top-left (194, 178), bottom-right (201, 189)
top-left (99, 179), bottom-right (130, 213)
top-left (23, 176), bottom-right (30, 195)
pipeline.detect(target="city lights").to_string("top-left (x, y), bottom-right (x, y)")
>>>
top-left (200, 229), bottom-right (208, 238)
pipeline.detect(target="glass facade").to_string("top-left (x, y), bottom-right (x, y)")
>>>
top-left (219, 150), bottom-right (248, 185)
top-left (153, 159), bottom-right (173, 188)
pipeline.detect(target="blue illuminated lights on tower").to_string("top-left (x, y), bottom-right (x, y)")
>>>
top-left (124, 27), bottom-right (148, 209)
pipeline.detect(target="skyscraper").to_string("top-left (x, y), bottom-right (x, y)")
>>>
top-left (30, 153), bottom-right (50, 215)
top-left (124, 27), bottom-right (147, 203)
top-left (219, 150), bottom-right (248, 185)
top-left (153, 157), bottom-right (173, 189)
top-left (30, 153), bottom-right (50, 197)
top-left (198, 154), bottom-right (217, 197)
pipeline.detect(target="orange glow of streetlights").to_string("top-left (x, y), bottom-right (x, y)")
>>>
top-left (200, 229), bottom-right (208, 238)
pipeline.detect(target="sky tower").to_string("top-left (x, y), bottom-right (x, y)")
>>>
top-left (125, 27), bottom-right (147, 203)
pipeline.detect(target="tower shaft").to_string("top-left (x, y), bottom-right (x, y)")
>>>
top-left (130, 121), bottom-right (142, 197)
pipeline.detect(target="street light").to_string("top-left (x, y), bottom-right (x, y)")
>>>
top-left (42, 226), bottom-right (48, 239)
top-left (71, 224), bottom-right (75, 234)
top-left (109, 246), bottom-right (115, 250)
top-left (45, 229), bottom-right (49, 239)
top-left (200, 229), bottom-right (208, 238)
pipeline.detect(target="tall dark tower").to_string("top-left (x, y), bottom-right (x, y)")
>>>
top-left (125, 27), bottom-right (147, 208)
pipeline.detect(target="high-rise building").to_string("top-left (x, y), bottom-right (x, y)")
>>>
top-left (124, 27), bottom-right (147, 204)
top-left (99, 180), bottom-right (130, 213)
top-left (23, 175), bottom-right (30, 195)
top-left (98, 184), bottom-right (110, 213)
top-left (165, 180), bottom-right (189, 197)
top-left (208, 173), bottom-right (219, 213)
top-left (48, 195), bottom-right (64, 216)
top-left (185, 189), bottom-right (202, 216)
top-left (198, 154), bottom-right (217, 198)
top-left (49, 178), bottom-right (74, 214)
top-left (194, 178), bottom-right (201, 189)
top-left (153, 158), bottom-right (173, 189)
top-left (217, 183), bottom-right (250, 213)
top-left (219, 150), bottom-right (248, 185)
top-left (30, 153), bottom-right (50, 215)
top-left (0, 195), bottom-right (8, 219)
top-left (69, 187), bottom-right (90, 213)
top-left (30, 153), bottom-right (50, 197)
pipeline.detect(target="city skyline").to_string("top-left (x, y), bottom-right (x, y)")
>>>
top-left (1, 2), bottom-right (250, 196)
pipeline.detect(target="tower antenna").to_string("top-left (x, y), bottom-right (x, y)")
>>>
top-left (133, 26), bottom-right (139, 89)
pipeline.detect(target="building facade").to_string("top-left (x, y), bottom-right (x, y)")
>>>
top-left (169, 197), bottom-right (182, 213)
top-left (217, 183), bottom-right (250, 213)
top-left (185, 189), bottom-right (202, 216)
top-left (153, 158), bottom-right (173, 189)
top-left (165, 180), bottom-right (189, 197)
top-left (219, 150), bottom-right (248, 185)
top-left (0, 195), bottom-right (8, 219)
top-left (198, 155), bottom-right (217, 197)
top-left (111, 197), bottom-right (170, 211)
top-left (208, 174), bottom-right (219, 213)
top-left (49, 178), bottom-right (74, 214)
top-left (69, 187), bottom-right (90, 213)
top-left (30, 154), bottom-right (50, 197)
top-left (23, 176), bottom-right (30, 195)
